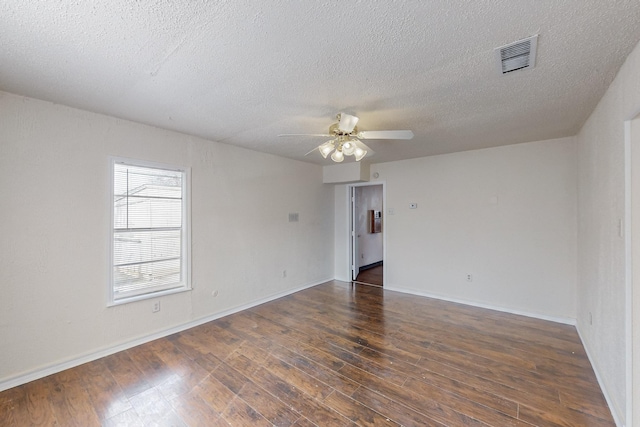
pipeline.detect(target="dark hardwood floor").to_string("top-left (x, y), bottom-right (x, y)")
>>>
top-left (0, 281), bottom-right (614, 426)
top-left (354, 265), bottom-right (383, 287)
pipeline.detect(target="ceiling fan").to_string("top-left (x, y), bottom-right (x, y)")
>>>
top-left (279, 113), bottom-right (414, 163)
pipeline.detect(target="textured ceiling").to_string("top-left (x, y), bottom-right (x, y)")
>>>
top-left (2, 1), bottom-right (640, 165)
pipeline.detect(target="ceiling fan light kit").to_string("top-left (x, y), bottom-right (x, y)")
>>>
top-left (279, 112), bottom-right (414, 163)
top-left (331, 148), bottom-right (345, 162)
top-left (319, 140), bottom-right (335, 158)
top-left (342, 140), bottom-right (356, 156)
top-left (322, 136), bottom-right (368, 163)
top-left (338, 113), bottom-right (359, 132)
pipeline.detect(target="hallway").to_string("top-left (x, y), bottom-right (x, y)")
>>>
top-left (354, 264), bottom-right (383, 287)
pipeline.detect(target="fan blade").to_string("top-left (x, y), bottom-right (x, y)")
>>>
top-left (356, 140), bottom-right (375, 157)
top-left (338, 113), bottom-right (359, 133)
top-left (358, 130), bottom-right (414, 140)
top-left (278, 133), bottom-right (331, 137)
top-left (304, 146), bottom-right (319, 156)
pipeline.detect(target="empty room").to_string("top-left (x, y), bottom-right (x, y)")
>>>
top-left (1, 1), bottom-right (640, 426)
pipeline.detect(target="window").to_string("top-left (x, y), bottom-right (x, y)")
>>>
top-left (109, 158), bottom-right (190, 304)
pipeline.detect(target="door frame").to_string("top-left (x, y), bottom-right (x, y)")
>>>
top-left (625, 111), bottom-right (640, 427)
top-left (347, 181), bottom-right (386, 284)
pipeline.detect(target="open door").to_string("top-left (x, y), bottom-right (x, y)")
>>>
top-left (351, 186), bottom-right (358, 281)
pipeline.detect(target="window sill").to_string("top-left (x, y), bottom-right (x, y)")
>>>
top-left (107, 286), bottom-right (192, 307)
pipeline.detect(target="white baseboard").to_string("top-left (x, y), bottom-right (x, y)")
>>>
top-left (0, 278), bottom-right (331, 393)
top-left (575, 325), bottom-right (625, 427)
top-left (383, 285), bottom-right (576, 325)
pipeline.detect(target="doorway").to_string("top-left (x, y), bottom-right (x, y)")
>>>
top-left (350, 183), bottom-right (384, 286)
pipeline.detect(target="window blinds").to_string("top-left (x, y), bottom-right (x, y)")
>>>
top-left (112, 163), bottom-right (185, 300)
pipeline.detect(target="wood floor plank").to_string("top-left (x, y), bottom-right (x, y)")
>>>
top-left (221, 395), bottom-right (274, 426)
top-left (0, 384), bottom-right (24, 407)
top-left (249, 306), bottom-right (368, 356)
top-left (236, 380), bottom-right (302, 426)
top-left (349, 385), bottom-right (449, 427)
top-left (127, 387), bottom-right (187, 427)
top-left (415, 340), bottom-right (551, 388)
top-left (270, 335), bottom-right (349, 372)
top-left (231, 340), bottom-right (272, 366)
top-left (393, 322), bottom-right (539, 372)
top-left (213, 360), bottom-right (250, 395)
top-left (191, 375), bottom-right (237, 414)
top-left (191, 350), bottom-right (225, 373)
top-left (0, 281), bottom-right (615, 426)
top-left (154, 366), bottom-right (209, 402)
top-left (249, 366), bottom-right (353, 426)
top-left (125, 342), bottom-right (176, 387)
top-left (102, 351), bottom-right (152, 398)
top-left (261, 354), bottom-right (335, 401)
top-left (518, 402), bottom-right (615, 427)
top-left (403, 376), bottom-right (521, 424)
top-left (154, 339), bottom-right (207, 378)
top-left (350, 383), bottom-right (487, 427)
top-left (101, 408), bottom-right (144, 427)
top-left (557, 389), bottom-right (615, 423)
top-left (11, 379), bottom-right (59, 426)
top-left (47, 371), bottom-right (101, 427)
top-left (166, 330), bottom-right (213, 360)
top-left (0, 400), bottom-right (16, 427)
top-left (268, 342), bottom-right (361, 396)
top-left (292, 416), bottom-right (320, 427)
top-left (338, 361), bottom-right (527, 426)
top-left (324, 390), bottom-right (401, 426)
top-left (211, 349), bottom-right (304, 427)
top-left (170, 392), bottom-right (222, 426)
top-left (283, 295), bottom-right (424, 363)
top-left (359, 346), bottom-right (560, 417)
top-left (76, 360), bottom-right (132, 421)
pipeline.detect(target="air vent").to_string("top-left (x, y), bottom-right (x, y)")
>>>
top-left (495, 35), bottom-right (538, 74)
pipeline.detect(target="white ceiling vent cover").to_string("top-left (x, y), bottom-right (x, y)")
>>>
top-left (495, 35), bottom-right (538, 74)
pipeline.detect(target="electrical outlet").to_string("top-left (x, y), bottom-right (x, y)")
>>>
top-left (152, 301), bottom-right (160, 313)
top-left (466, 274), bottom-right (473, 282)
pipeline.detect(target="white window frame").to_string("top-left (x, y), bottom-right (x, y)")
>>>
top-left (108, 156), bottom-right (191, 306)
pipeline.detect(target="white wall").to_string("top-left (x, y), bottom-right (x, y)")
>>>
top-left (0, 91), bottom-right (334, 386)
top-left (336, 137), bottom-right (578, 321)
top-left (577, 40), bottom-right (640, 426)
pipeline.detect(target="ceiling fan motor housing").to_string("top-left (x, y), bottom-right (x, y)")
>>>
top-left (329, 122), bottom-right (358, 137)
